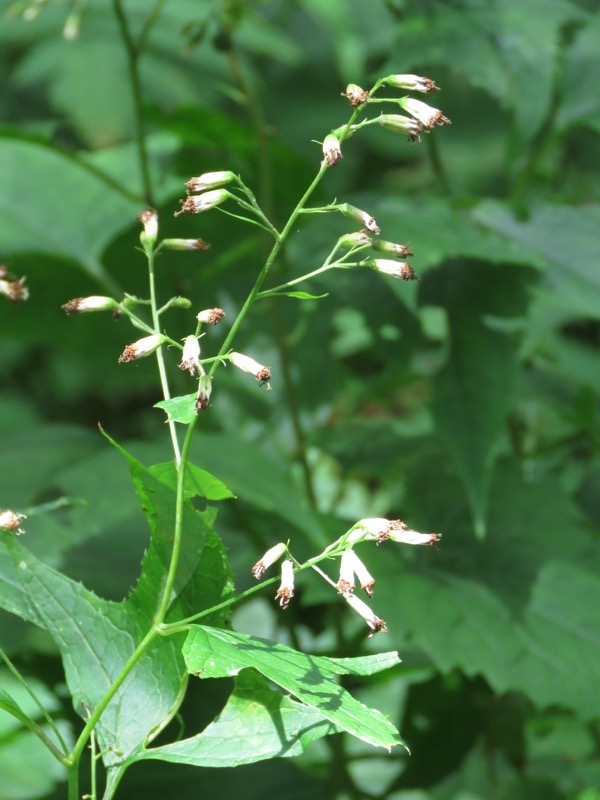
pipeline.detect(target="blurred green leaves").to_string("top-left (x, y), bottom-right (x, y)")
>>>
top-left (2, 0), bottom-right (600, 798)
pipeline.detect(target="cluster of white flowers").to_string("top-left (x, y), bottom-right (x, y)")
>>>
top-left (252, 518), bottom-right (441, 636)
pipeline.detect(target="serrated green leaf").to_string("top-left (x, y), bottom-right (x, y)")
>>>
top-left (2, 535), bottom-right (186, 770)
top-left (0, 139), bottom-right (140, 287)
top-left (182, 626), bottom-right (403, 750)
top-left (426, 261), bottom-right (529, 536)
top-left (133, 671), bottom-right (339, 768)
top-left (100, 430), bottom-right (234, 624)
top-left (154, 394), bottom-right (196, 425)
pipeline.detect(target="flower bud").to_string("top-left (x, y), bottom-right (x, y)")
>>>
top-left (0, 277), bottom-right (29, 302)
top-left (344, 593), bottom-right (387, 636)
top-left (162, 238), bottom-right (211, 251)
top-left (379, 74), bottom-right (439, 93)
top-left (61, 296), bottom-right (117, 315)
top-left (195, 374), bottom-right (212, 412)
top-left (322, 133), bottom-right (342, 167)
top-left (186, 171), bottom-right (236, 193)
top-left (370, 259), bottom-right (418, 281)
top-left (118, 334), bottom-right (166, 363)
top-left (275, 559), bottom-right (295, 609)
top-left (174, 190), bottom-right (230, 216)
top-left (338, 231), bottom-right (372, 249)
top-left (252, 542), bottom-right (287, 579)
top-left (400, 97), bottom-right (451, 128)
top-left (372, 240), bottom-right (413, 258)
top-left (376, 113), bottom-right (423, 141)
top-left (0, 509), bottom-right (26, 535)
top-left (197, 307), bottom-right (225, 325)
top-left (169, 297), bottom-right (193, 309)
top-left (137, 208), bottom-right (158, 249)
top-left (229, 352), bottom-right (271, 389)
top-left (179, 336), bottom-right (201, 375)
top-left (342, 83), bottom-right (369, 106)
top-left (338, 203), bottom-right (380, 235)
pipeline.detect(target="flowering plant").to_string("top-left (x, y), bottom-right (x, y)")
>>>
top-left (0, 11), bottom-right (450, 790)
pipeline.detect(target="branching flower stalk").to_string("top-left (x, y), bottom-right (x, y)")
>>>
top-left (53, 70), bottom-right (451, 799)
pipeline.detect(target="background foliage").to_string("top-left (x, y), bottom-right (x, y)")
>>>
top-left (1, 0), bottom-right (600, 798)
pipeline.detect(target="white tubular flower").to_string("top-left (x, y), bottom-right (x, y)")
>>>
top-left (0, 277), bottom-right (29, 302)
top-left (186, 171), bottom-right (236, 193)
top-left (197, 308), bottom-right (225, 325)
top-left (61, 296), bottom-right (116, 315)
top-left (162, 238), bottom-right (211, 251)
top-left (137, 208), bottom-right (158, 247)
top-left (380, 74), bottom-right (439, 93)
top-left (348, 551), bottom-right (376, 597)
top-left (337, 550), bottom-right (357, 594)
top-left (0, 509), bottom-right (27, 535)
top-left (252, 542), bottom-right (287, 579)
top-left (174, 189), bottom-right (230, 216)
top-left (322, 133), bottom-right (343, 167)
top-left (344, 593), bottom-right (387, 636)
top-left (338, 203), bottom-right (381, 235)
top-left (195, 374), bottom-right (212, 412)
top-left (275, 559), bottom-right (295, 609)
top-left (179, 336), bottom-right (201, 375)
top-left (118, 334), bottom-right (166, 363)
top-left (388, 528), bottom-right (442, 547)
top-left (371, 259), bottom-right (418, 281)
top-left (229, 352), bottom-right (271, 388)
top-left (400, 97), bottom-right (451, 128)
top-left (342, 83), bottom-right (369, 106)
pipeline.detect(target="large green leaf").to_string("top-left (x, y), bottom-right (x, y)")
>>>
top-left (473, 201), bottom-right (600, 319)
top-left (134, 671), bottom-right (340, 768)
top-left (0, 139), bottom-right (140, 288)
top-left (426, 261), bottom-right (529, 536)
top-left (182, 626), bottom-right (403, 750)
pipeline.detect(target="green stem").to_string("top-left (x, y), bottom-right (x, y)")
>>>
top-left (161, 535), bottom-right (350, 631)
top-left (147, 247), bottom-right (181, 466)
top-left (154, 421), bottom-right (197, 621)
top-left (67, 762), bottom-right (79, 800)
top-left (138, 0), bottom-right (167, 52)
top-left (112, 0), bottom-right (154, 206)
top-left (69, 626), bottom-right (159, 766)
top-left (0, 648), bottom-right (69, 758)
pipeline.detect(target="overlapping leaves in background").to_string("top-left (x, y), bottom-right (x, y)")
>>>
top-left (1, 1), bottom-right (600, 799)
